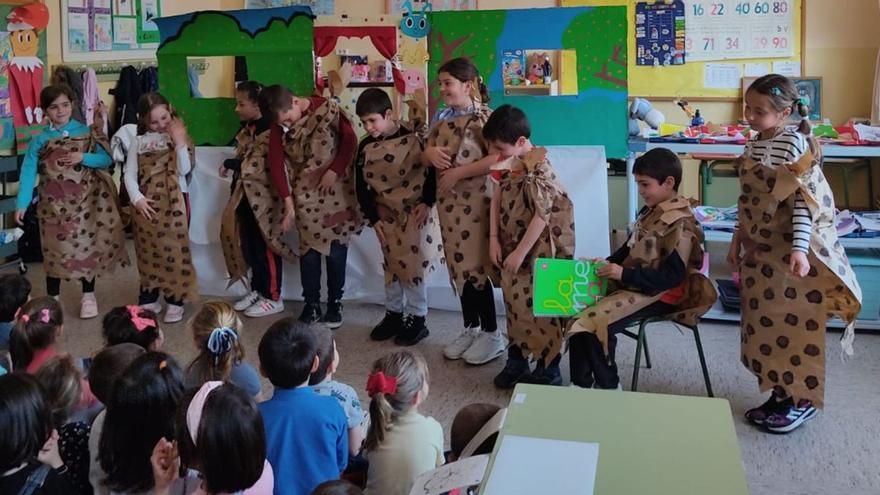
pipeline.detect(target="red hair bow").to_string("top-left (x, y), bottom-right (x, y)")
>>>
top-left (126, 305), bottom-right (156, 332)
top-left (366, 371), bottom-right (398, 397)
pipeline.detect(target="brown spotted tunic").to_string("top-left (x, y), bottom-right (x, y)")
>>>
top-left (736, 149), bottom-right (861, 408)
top-left (567, 196), bottom-right (717, 354)
top-left (36, 127), bottom-right (129, 280)
top-left (221, 129), bottom-right (296, 286)
top-left (285, 99), bottom-right (364, 256)
top-left (496, 149), bottom-right (575, 362)
top-left (130, 133), bottom-right (198, 302)
top-left (361, 123), bottom-right (444, 287)
top-left (427, 105), bottom-right (499, 294)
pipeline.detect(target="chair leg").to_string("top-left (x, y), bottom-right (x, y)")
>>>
top-left (691, 325), bottom-right (714, 397)
top-left (642, 329), bottom-right (652, 369)
top-left (631, 319), bottom-right (649, 392)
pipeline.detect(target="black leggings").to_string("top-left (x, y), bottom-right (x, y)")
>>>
top-left (460, 282), bottom-right (497, 332)
top-left (138, 287), bottom-right (183, 306)
top-left (46, 277), bottom-right (95, 297)
top-left (568, 301), bottom-right (676, 389)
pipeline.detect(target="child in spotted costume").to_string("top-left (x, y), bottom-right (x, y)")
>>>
top-left (277, 86), bottom-right (363, 329)
top-left (567, 148), bottom-right (716, 391)
top-left (354, 88), bottom-right (443, 345)
top-left (730, 74), bottom-right (861, 433)
top-left (220, 82), bottom-right (296, 318)
top-left (14, 84), bottom-right (128, 320)
top-left (124, 92), bottom-right (198, 324)
top-left (484, 105), bottom-right (575, 388)
top-left (424, 57), bottom-right (504, 365)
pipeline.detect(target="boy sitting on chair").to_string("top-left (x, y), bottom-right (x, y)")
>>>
top-left (567, 148), bottom-right (717, 390)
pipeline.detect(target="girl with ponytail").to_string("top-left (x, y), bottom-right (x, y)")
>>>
top-left (9, 297), bottom-right (64, 373)
top-left (363, 350), bottom-right (442, 495)
top-left (184, 301), bottom-right (262, 400)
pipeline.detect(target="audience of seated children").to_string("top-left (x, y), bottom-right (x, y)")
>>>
top-left (184, 301), bottom-right (262, 400)
top-left (258, 318), bottom-right (348, 495)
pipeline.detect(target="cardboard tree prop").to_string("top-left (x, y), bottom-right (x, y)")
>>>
top-left (154, 6), bottom-right (315, 146)
top-left (7, 2), bottom-right (49, 154)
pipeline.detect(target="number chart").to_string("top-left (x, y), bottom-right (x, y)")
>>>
top-left (686, 0), bottom-right (794, 61)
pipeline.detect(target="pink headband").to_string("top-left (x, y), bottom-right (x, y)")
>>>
top-left (126, 305), bottom-right (156, 332)
top-left (186, 381), bottom-right (223, 444)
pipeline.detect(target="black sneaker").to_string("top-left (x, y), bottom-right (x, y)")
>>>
top-left (394, 315), bottom-right (429, 346)
top-left (298, 303), bottom-right (323, 324)
top-left (370, 311), bottom-right (404, 341)
top-left (322, 301), bottom-right (343, 329)
top-left (521, 364), bottom-right (563, 386)
top-left (493, 358), bottom-right (531, 389)
top-left (745, 392), bottom-right (792, 426)
top-left (765, 399), bottom-right (818, 434)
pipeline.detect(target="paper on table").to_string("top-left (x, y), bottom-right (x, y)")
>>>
top-left (704, 64), bottom-right (742, 89)
top-left (744, 62), bottom-right (769, 77)
top-left (773, 61), bottom-right (801, 77)
top-left (482, 435), bottom-right (600, 495)
top-left (409, 455), bottom-right (490, 495)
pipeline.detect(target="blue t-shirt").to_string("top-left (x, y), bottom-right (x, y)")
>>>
top-left (0, 320), bottom-right (13, 351)
top-left (311, 379), bottom-right (367, 430)
top-left (259, 387), bottom-right (348, 495)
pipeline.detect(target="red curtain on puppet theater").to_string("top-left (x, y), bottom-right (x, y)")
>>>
top-left (313, 26), bottom-right (406, 94)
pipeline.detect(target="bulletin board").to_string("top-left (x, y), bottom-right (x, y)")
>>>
top-left (561, 0), bottom-right (803, 100)
top-left (61, 0), bottom-right (162, 63)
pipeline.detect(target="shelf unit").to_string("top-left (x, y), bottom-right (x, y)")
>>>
top-left (0, 155), bottom-right (19, 264)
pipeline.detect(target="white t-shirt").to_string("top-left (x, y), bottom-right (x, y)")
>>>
top-left (364, 412), bottom-right (444, 495)
top-left (124, 132), bottom-right (192, 205)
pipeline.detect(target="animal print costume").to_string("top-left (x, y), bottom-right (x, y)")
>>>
top-left (567, 196), bottom-right (717, 353)
top-left (37, 121), bottom-right (128, 280)
top-left (736, 148), bottom-right (861, 408)
top-left (427, 104), bottom-right (499, 293)
top-left (284, 98), bottom-right (364, 256)
top-left (220, 128), bottom-right (295, 286)
top-left (361, 121), bottom-right (444, 287)
top-left (495, 148), bottom-right (575, 362)
top-left (130, 132), bottom-right (198, 302)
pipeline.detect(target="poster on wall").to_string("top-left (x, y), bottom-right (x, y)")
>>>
top-left (62, 0), bottom-right (159, 61)
top-left (685, 0), bottom-right (795, 61)
top-left (0, 32), bottom-right (14, 151)
top-left (635, 0), bottom-right (685, 66)
top-left (387, 0), bottom-right (477, 14)
top-left (94, 13), bottom-right (113, 51)
top-left (245, 0), bottom-right (334, 15)
top-left (137, 0), bottom-right (160, 42)
top-left (114, 0), bottom-right (135, 16)
top-left (68, 12), bottom-right (89, 52)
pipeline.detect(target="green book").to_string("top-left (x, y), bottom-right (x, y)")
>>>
top-left (533, 258), bottom-right (607, 317)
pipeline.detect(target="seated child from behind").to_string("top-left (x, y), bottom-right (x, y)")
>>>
top-left (0, 274), bottom-right (30, 351)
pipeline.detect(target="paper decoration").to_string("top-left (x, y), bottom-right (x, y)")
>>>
top-left (399, 1), bottom-right (431, 38)
top-left (388, 0), bottom-right (475, 14)
top-left (502, 49), bottom-right (525, 86)
top-left (114, 0), bottom-right (135, 16)
top-left (113, 16), bottom-right (136, 46)
top-left (703, 63), bottom-right (741, 88)
top-left (94, 13), bottom-right (113, 50)
top-left (685, 0), bottom-right (795, 61)
top-left (635, 1), bottom-right (685, 66)
top-left (63, 0), bottom-right (157, 60)
top-left (7, 3), bottom-right (49, 154)
top-left (772, 60), bottom-right (800, 77)
top-left (533, 258), bottom-right (606, 317)
top-left (245, 0), bottom-right (335, 15)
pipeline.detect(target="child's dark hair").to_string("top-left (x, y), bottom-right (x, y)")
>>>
top-left (0, 273), bottom-right (31, 322)
top-left (0, 372), bottom-right (53, 472)
top-left (365, 350), bottom-right (429, 451)
top-left (259, 84), bottom-right (293, 124)
top-left (99, 352), bottom-right (184, 493)
top-left (136, 92), bottom-right (173, 134)
top-left (102, 305), bottom-right (161, 351)
top-left (9, 297), bottom-right (63, 371)
top-left (355, 88), bottom-right (392, 117)
top-left (633, 148), bottom-right (682, 191)
top-left (311, 479), bottom-right (363, 495)
top-left (35, 354), bottom-right (81, 428)
top-left (236, 80), bottom-right (263, 103)
top-left (482, 104), bottom-right (530, 145)
top-left (186, 302), bottom-right (245, 386)
top-left (450, 403), bottom-right (502, 458)
top-left (258, 318), bottom-right (317, 389)
top-left (747, 73), bottom-right (811, 135)
top-left (88, 343), bottom-right (145, 404)
top-left (40, 84), bottom-right (77, 110)
top-left (176, 383), bottom-right (267, 494)
top-left (308, 325), bottom-right (334, 386)
top-left (439, 57), bottom-right (490, 104)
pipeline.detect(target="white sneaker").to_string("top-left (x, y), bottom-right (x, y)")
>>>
top-left (234, 290), bottom-right (262, 311)
top-left (462, 330), bottom-right (507, 365)
top-left (245, 297), bottom-right (284, 318)
top-left (443, 326), bottom-right (481, 360)
top-left (140, 301), bottom-right (163, 314)
top-left (80, 293), bottom-right (98, 319)
top-left (164, 304), bottom-right (185, 324)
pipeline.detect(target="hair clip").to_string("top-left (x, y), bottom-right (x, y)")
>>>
top-left (797, 96), bottom-right (810, 106)
top-left (126, 305), bottom-right (156, 332)
top-left (39, 309), bottom-right (50, 324)
top-left (366, 371), bottom-right (398, 397)
top-left (770, 86), bottom-right (782, 96)
top-left (207, 327), bottom-right (238, 366)
top-left (19, 313), bottom-right (29, 323)
top-left (158, 360), bottom-right (168, 370)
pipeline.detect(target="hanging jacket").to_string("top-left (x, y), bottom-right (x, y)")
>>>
top-left (50, 65), bottom-right (85, 123)
top-left (81, 67), bottom-right (108, 135)
top-left (110, 65), bottom-right (142, 130)
top-left (139, 66), bottom-right (159, 93)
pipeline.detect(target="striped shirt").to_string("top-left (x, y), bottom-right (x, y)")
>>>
top-left (743, 129), bottom-right (812, 253)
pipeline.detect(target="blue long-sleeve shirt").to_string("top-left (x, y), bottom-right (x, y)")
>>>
top-left (16, 120), bottom-right (112, 210)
